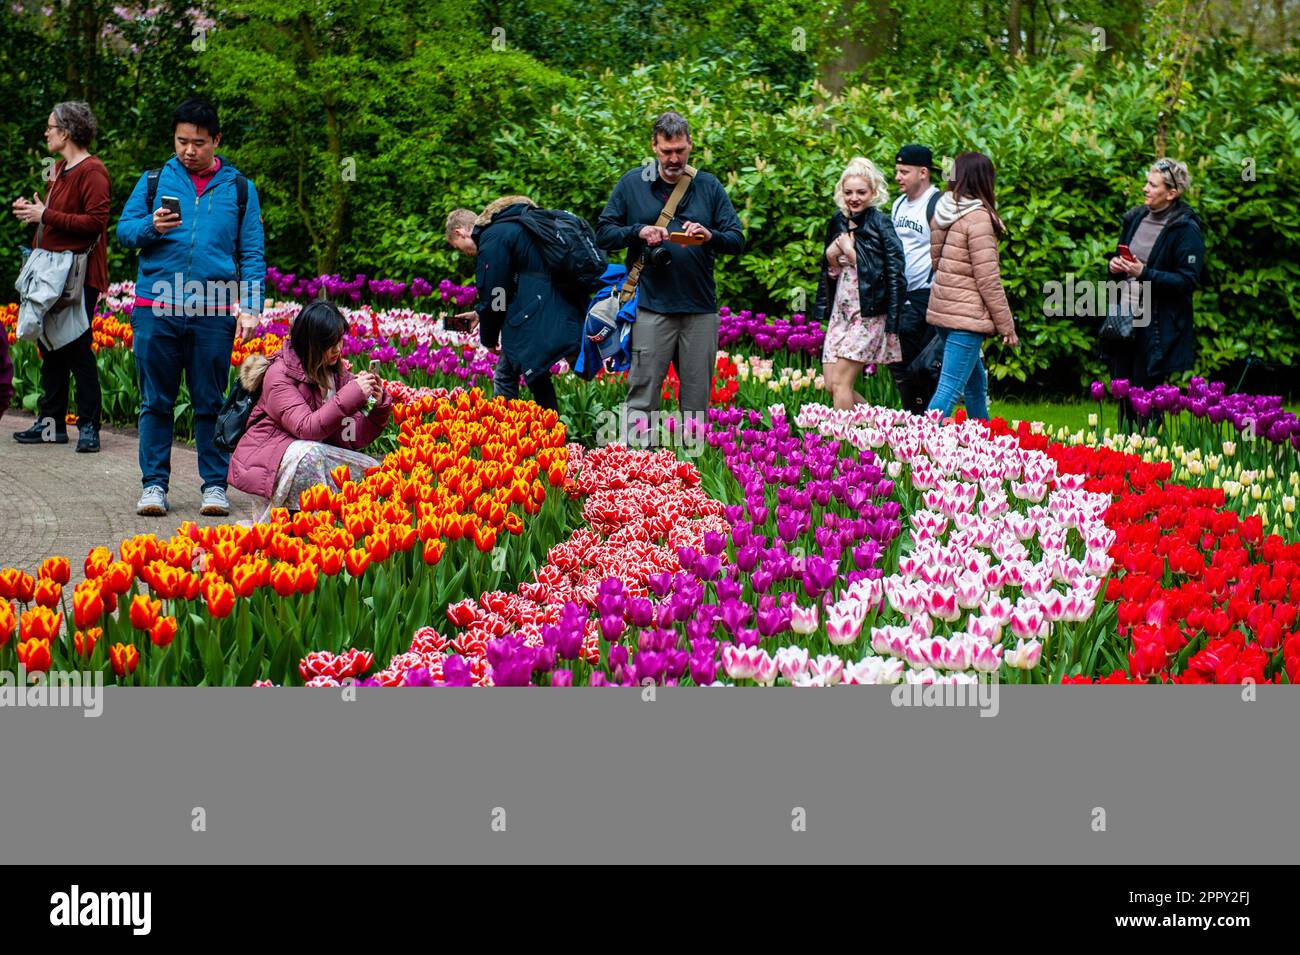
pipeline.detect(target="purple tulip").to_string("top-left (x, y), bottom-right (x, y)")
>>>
top-left (442, 655), bottom-right (473, 687)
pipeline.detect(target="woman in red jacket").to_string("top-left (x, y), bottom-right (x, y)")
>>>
top-left (11, 101), bottom-right (109, 452)
top-left (228, 301), bottom-right (392, 520)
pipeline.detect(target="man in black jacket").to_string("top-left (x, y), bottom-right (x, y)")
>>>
top-left (596, 112), bottom-right (744, 421)
top-left (445, 198), bottom-right (583, 410)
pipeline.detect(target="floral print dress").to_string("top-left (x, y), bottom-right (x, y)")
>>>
top-left (822, 256), bottom-right (902, 368)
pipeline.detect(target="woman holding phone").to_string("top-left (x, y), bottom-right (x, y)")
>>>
top-left (1104, 157), bottom-right (1204, 431)
top-left (10, 101), bottom-right (109, 452)
top-left (812, 157), bottom-right (906, 410)
top-left (228, 301), bottom-right (391, 518)
top-left (925, 151), bottom-right (1018, 421)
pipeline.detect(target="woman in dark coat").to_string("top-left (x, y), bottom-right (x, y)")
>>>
top-left (812, 157), bottom-right (906, 410)
top-left (1105, 157), bottom-right (1205, 431)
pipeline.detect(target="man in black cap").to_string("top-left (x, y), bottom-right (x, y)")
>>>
top-left (889, 144), bottom-right (943, 413)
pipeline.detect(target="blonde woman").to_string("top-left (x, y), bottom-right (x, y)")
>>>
top-left (812, 157), bottom-right (906, 409)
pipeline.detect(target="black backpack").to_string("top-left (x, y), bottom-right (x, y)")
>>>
top-left (514, 207), bottom-right (608, 302)
top-left (146, 167), bottom-right (249, 274)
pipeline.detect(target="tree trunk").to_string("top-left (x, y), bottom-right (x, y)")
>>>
top-left (818, 0), bottom-right (893, 95)
top-left (1008, 0), bottom-right (1023, 56)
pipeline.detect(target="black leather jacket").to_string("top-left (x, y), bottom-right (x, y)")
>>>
top-left (812, 207), bottom-right (906, 335)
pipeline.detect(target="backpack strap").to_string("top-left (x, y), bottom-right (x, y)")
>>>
top-left (145, 168), bottom-right (162, 213)
top-left (234, 172), bottom-right (248, 274)
top-left (618, 164), bottom-right (697, 304)
top-left (926, 189), bottom-right (941, 226)
top-left (891, 194), bottom-right (904, 218)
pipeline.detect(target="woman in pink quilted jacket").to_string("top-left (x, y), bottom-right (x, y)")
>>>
top-left (925, 152), bottom-right (1020, 420)
top-left (228, 300), bottom-right (392, 518)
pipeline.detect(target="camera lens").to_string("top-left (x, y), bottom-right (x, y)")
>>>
top-left (647, 246), bottom-right (672, 269)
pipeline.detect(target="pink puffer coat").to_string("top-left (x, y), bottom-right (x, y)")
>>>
top-left (925, 199), bottom-right (1016, 338)
top-left (227, 346), bottom-right (392, 500)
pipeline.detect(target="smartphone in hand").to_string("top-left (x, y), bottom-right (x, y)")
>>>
top-left (445, 313), bottom-right (473, 332)
top-left (160, 195), bottom-right (182, 218)
top-left (1117, 244), bottom-right (1137, 262)
top-left (668, 231), bottom-right (707, 246)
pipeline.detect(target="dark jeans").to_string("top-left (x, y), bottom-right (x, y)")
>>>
top-left (36, 286), bottom-right (102, 430)
top-left (886, 288), bottom-right (936, 414)
top-left (132, 305), bottom-right (236, 491)
top-left (493, 354), bottom-right (558, 411)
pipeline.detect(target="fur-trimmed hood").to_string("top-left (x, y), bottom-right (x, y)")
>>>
top-left (238, 353), bottom-right (271, 392)
top-left (474, 195), bottom-right (536, 227)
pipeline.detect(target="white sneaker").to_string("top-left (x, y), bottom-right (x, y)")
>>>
top-left (137, 485), bottom-right (169, 516)
top-left (200, 485), bottom-right (231, 517)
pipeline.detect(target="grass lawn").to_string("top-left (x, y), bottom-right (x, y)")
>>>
top-left (990, 398), bottom-right (1096, 434)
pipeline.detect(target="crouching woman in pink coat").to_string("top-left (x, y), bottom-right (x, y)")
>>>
top-left (228, 301), bottom-right (392, 519)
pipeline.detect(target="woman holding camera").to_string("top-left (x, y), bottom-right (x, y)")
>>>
top-left (1104, 157), bottom-right (1204, 431)
top-left (228, 301), bottom-right (392, 519)
top-left (11, 101), bottom-right (109, 452)
top-left (925, 151), bottom-right (1018, 421)
top-left (813, 157), bottom-right (906, 410)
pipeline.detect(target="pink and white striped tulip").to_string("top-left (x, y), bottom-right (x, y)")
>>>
top-left (1003, 639), bottom-right (1043, 669)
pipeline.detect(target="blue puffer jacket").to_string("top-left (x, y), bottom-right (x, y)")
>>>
top-left (117, 155), bottom-right (266, 314)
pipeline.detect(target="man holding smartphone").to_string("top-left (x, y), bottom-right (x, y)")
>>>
top-left (117, 97), bottom-right (266, 518)
top-left (595, 111), bottom-right (745, 422)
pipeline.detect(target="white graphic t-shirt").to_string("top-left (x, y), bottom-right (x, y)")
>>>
top-left (892, 186), bottom-right (940, 292)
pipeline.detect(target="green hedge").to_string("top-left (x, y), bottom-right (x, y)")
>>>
top-left (471, 53), bottom-right (1299, 389)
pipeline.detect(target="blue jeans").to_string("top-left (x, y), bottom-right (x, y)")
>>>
top-left (132, 305), bottom-right (236, 491)
top-left (926, 328), bottom-right (989, 420)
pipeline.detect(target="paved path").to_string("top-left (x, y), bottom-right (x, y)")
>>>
top-left (0, 409), bottom-right (261, 585)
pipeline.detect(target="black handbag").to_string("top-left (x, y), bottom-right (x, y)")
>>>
top-left (1099, 305), bottom-right (1134, 342)
top-left (908, 330), bottom-right (945, 382)
top-left (213, 381), bottom-right (258, 452)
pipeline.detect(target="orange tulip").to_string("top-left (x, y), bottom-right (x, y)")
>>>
top-left (128, 593), bottom-right (163, 631)
top-left (344, 548), bottom-right (371, 577)
top-left (503, 512), bottom-right (524, 536)
top-left (150, 615), bottom-right (178, 647)
top-left (74, 627), bottom-right (101, 657)
top-left (331, 464), bottom-right (351, 489)
top-left (17, 637), bottom-right (52, 674)
top-left (212, 539), bottom-right (243, 574)
top-left (422, 539), bottom-right (446, 566)
top-left (269, 563), bottom-right (298, 598)
top-left (19, 606), bottom-right (62, 642)
top-left (110, 642), bottom-right (140, 677)
top-left (104, 561), bottom-right (135, 595)
top-left (12, 571), bottom-right (35, 604)
top-left (72, 583), bottom-right (105, 629)
top-left (33, 578), bottom-right (63, 608)
top-left (295, 562), bottom-right (318, 594)
top-left (393, 525), bottom-right (416, 553)
top-left (39, 556), bottom-right (71, 585)
top-left (317, 547), bottom-right (344, 577)
top-left (205, 581), bottom-right (236, 618)
top-left (84, 546), bottom-right (114, 580)
top-left (230, 561), bottom-right (262, 598)
top-left (472, 525), bottom-right (497, 553)
top-left (0, 600), bottom-right (14, 646)
top-left (183, 572), bottom-right (202, 601)
top-left (366, 532), bottom-right (391, 563)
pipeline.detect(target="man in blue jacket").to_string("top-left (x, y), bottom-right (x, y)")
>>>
top-left (596, 111), bottom-right (744, 422)
top-left (117, 98), bottom-right (265, 517)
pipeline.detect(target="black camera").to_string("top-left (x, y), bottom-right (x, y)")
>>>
top-left (646, 245), bottom-right (673, 269)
